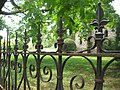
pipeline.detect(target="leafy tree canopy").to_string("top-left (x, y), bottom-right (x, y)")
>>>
top-left (0, 16), bottom-right (9, 31)
top-left (4, 0), bottom-right (120, 47)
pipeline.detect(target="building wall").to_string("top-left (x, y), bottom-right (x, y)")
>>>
top-left (75, 29), bottom-right (116, 51)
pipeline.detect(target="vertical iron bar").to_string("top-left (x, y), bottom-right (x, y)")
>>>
top-left (7, 30), bottom-right (11, 90)
top-left (36, 22), bottom-right (42, 90)
top-left (23, 55), bottom-right (27, 90)
top-left (6, 29), bottom-right (8, 90)
top-left (0, 36), bottom-right (2, 78)
top-left (37, 54), bottom-right (40, 90)
top-left (3, 39), bottom-right (6, 88)
top-left (95, 7), bottom-right (104, 89)
top-left (56, 16), bottom-right (64, 90)
top-left (23, 29), bottom-right (28, 90)
top-left (91, 2), bottom-right (110, 90)
top-left (57, 55), bottom-right (63, 90)
top-left (14, 32), bottom-right (18, 90)
top-left (37, 24), bottom-right (40, 90)
top-left (95, 32), bottom-right (104, 90)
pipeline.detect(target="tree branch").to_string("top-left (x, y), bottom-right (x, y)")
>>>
top-left (10, 0), bottom-right (21, 9)
top-left (0, 0), bottom-right (7, 11)
top-left (0, 10), bottom-right (22, 15)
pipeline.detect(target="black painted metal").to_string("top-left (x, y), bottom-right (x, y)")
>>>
top-left (0, 2), bottom-right (120, 90)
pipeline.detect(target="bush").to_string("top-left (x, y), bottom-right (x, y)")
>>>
top-left (103, 40), bottom-right (115, 50)
top-left (103, 39), bottom-right (120, 50)
top-left (62, 38), bottom-right (77, 52)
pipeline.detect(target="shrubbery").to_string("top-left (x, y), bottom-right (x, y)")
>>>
top-left (62, 38), bottom-right (76, 52)
top-left (103, 39), bottom-right (120, 50)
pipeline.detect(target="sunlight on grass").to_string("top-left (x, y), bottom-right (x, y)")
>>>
top-left (8, 55), bottom-right (120, 90)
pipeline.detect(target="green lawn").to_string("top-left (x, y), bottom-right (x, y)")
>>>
top-left (10, 56), bottom-right (120, 90)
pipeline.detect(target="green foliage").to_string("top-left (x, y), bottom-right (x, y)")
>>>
top-left (62, 38), bottom-right (76, 52)
top-left (0, 17), bottom-right (8, 30)
top-left (115, 21), bottom-right (120, 50)
top-left (13, 0), bottom-right (120, 45)
top-left (103, 39), bottom-right (116, 50)
top-left (10, 56), bottom-right (120, 89)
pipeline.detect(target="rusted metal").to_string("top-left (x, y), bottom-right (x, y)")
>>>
top-left (0, 2), bottom-right (120, 90)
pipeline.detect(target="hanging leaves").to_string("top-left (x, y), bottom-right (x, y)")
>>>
top-left (13, 0), bottom-right (120, 46)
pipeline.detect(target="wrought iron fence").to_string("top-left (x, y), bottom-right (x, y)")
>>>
top-left (0, 2), bottom-right (120, 90)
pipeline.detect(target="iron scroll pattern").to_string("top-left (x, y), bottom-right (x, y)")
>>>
top-left (0, 2), bottom-right (120, 90)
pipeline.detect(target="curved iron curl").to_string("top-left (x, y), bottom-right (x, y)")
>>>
top-left (100, 38), bottom-right (111, 52)
top-left (87, 36), bottom-right (96, 50)
top-left (2, 59), bottom-right (7, 67)
top-left (70, 75), bottom-right (85, 90)
top-left (29, 64), bottom-right (37, 78)
top-left (17, 62), bottom-right (22, 73)
top-left (49, 55), bottom-right (58, 69)
top-left (17, 53), bottom-right (30, 73)
top-left (29, 54), bottom-right (37, 78)
top-left (11, 60), bottom-right (15, 70)
top-left (11, 53), bottom-right (18, 70)
top-left (77, 36), bottom-right (96, 53)
top-left (102, 57), bottom-right (119, 76)
top-left (13, 53), bottom-right (23, 73)
top-left (10, 53), bottom-right (17, 70)
top-left (82, 56), bottom-right (97, 75)
top-left (62, 56), bottom-right (72, 72)
top-left (40, 54), bottom-right (58, 82)
top-left (21, 53), bottom-right (30, 60)
top-left (41, 66), bottom-right (52, 82)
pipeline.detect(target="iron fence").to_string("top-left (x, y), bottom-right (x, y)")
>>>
top-left (0, 2), bottom-right (120, 90)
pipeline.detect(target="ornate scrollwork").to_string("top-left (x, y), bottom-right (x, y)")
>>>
top-left (82, 56), bottom-right (97, 75)
top-left (102, 57), bottom-right (119, 76)
top-left (100, 38), bottom-right (111, 52)
top-left (11, 61), bottom-right (15, 70)
top-left (40, 55), bottom-right (58, 83)
top-left (77, 36), bottom-right (96, 53)
top-left (29, 64), bottom-right (37, 78)
top-left (70, 75), bottom-right (85, 90)
top-left (41, 66), bottom-right (52, 82)
top-left (17, 62), bottom-right (22, 73)
top-left (100, 37), bottom-right (120, 53)
top-left (87, 36), bottom-right (96, 50)
top-left (2, 60), bottom-right (7, 67)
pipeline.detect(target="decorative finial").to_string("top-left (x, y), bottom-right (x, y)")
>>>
top-left (57, 16), bottom-right (65, 39)
top-left (96, 2), bottom-right (104, 22)
top-left (55, 16), bottom-right (65, 52)
top-left (35, 22), bottom-right (43, 52)
top-left (23, 29), bottom-right (28, 52)
top-left (90, 2), bottom-right (110, 32)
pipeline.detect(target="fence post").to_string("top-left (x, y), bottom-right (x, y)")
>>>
top-left (90, 2), bottom-right (110, 90)
top-left (56, 16), bottom-right (65, 90)
top-left (95, 32), bottom-right (104, 90)
top-left (23, 29), bottom-right (28, 90)
top-left (14, 32), bottom-right (18, 90)
top-left (7, 32), bottom-right (12, 90)
top-left (35, 22), bottom-right (42, 90)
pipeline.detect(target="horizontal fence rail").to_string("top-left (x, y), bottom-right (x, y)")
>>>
top-left (0, 2), bottom-right (120, 90)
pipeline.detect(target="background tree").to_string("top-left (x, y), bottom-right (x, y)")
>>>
top-left (21, 0), bottom-right (119, 35)
top-left (115, 20), bottom-right (120, 50)
top-left (0, 17), bottom-right (7, 30)
top-left (1, 0), bottom-right (120, 47)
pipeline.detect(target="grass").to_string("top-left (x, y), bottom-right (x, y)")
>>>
top-left (5, 56), bottom-right (120, 90)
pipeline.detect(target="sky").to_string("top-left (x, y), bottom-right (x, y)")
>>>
top-left (111, 0), bottom-right (120, 15)
top-left (0, 0), bottom-right (120, 38)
